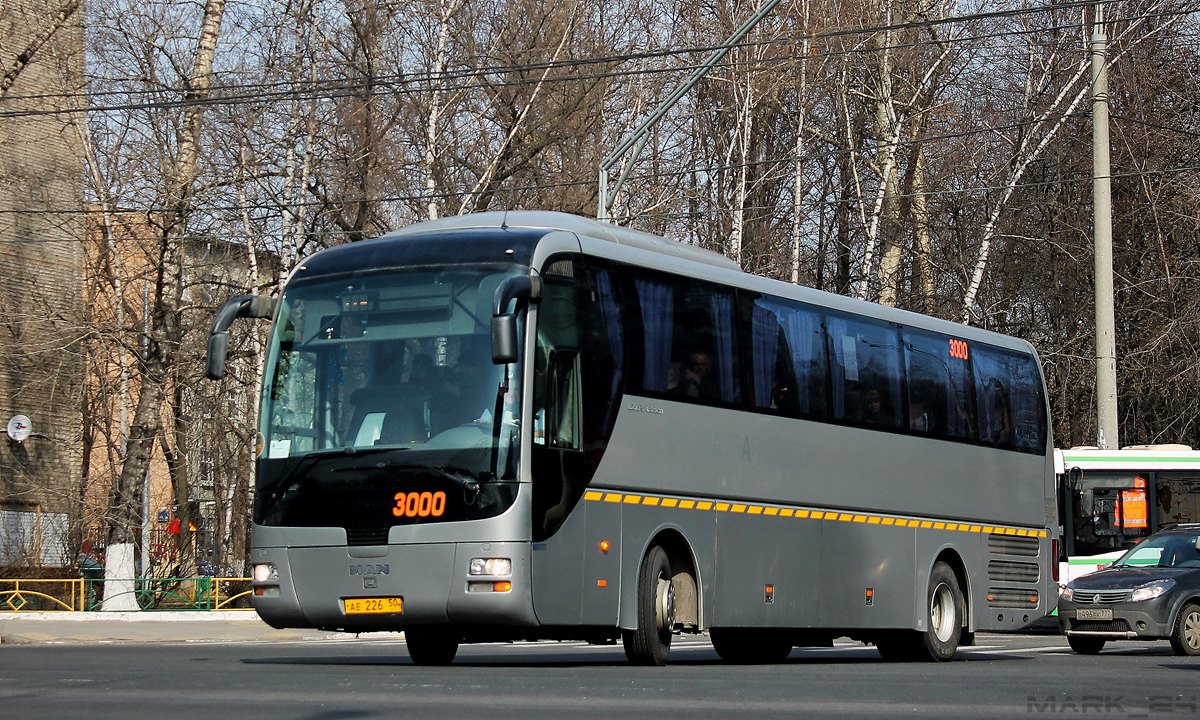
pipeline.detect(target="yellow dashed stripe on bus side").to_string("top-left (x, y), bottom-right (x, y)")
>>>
top-left (582, 490), bottom-right (1049, 538)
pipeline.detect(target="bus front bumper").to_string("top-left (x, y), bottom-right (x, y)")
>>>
top-left (249, 540), bottom-right (536, 631)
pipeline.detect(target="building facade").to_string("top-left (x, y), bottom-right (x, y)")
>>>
top-left (0, 1), bottom-right (86, 570)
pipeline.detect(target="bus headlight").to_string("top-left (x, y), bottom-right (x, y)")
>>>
top-left (253, 562), bottom-right (279, 583)
top-left (469, 558), bottom-right (512, 577)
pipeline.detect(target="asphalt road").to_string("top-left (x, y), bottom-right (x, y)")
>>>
top-left (2, 632), bottom-right (1197, 719)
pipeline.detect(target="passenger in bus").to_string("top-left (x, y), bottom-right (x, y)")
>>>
top-left (672, 350), bottom-right (719, 399)
top-left (859, 388), bottom-right (885, 424)
top-left (908, 397), bottom-right (930, 432)
top-left (983, 379), bottom-right (1012, 445)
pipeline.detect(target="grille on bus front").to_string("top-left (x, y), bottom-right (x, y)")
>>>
top-left (1070, 589), bottom-right (1133, 604)
top-left (346, 527), bottom-right (389, 546)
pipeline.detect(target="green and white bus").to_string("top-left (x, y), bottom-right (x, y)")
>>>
top-left (1056, 446), bottom-right (1200, 583)
top-left (208, 211), bottom-right (1057, 665)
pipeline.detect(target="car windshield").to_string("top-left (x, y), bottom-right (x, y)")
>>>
top-left (1114, 532), bottom-right (1200, 568)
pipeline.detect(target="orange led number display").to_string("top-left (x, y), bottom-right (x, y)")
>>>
top-left (948, 338), bottom-right (970, 361)
top-left (393, 491), bottom-right (447, 518)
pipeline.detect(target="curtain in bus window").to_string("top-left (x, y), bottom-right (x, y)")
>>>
top-left (595, 271), bottom-right (624, 398)
top-left (710, 293), bottom-right (737, 402)
top-left (828, 316), bottom-right (903, 427)
top-left (636, 278), bottom-right (673, 392)
top-left (750, 303), bottom-right (781, 409)
top-left (752, 298), bottom-right (825, 416)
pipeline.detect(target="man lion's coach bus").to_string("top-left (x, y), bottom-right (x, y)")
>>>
top-left (207, 211), bottom-right (1057, 665)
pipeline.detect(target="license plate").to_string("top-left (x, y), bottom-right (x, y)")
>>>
top-left (1075, 608), bottom-right (1113, 621)
top-left (343, 596), bottom-right (403, 615)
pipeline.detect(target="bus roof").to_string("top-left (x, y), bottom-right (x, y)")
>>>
top-left (1055, 446), bottom-right (1200, 474)
top-left (377, 210), bottom-right (742, 271)
top-left (313, 210), bottom-right (1041, 359)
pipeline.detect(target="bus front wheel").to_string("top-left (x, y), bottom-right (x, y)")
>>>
top-left (405, 625), bottom-right (460, 665)
top-left (622, 545), bottom-right (675, 666)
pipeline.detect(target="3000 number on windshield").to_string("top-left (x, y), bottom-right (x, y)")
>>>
top-left (392, 490), bottom-right (447, 518)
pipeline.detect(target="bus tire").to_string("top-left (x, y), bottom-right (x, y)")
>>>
top-left (711, 628), bottom-right (793, 664)
top-left (1067, 635), bottom-right (1106, 655)
top-left (1169, 603), bottom-right (1200, 656)
top-left (876, 561), bottom-right (963, 662)
top-left (622, 545), bottom-right (674, 666)
top-left (922, 561), bottom-right (964, 661)
top-left (405, 625), bottom-right (460, 665)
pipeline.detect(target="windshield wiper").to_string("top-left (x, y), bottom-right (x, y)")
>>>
top-left (261, 446), bottom-right (407, 508)
top-left (329, 461), bottom-right (488, 493)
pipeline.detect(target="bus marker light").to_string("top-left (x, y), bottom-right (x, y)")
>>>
top-left (765, 584), bottom-right (774, 603)
top-left (599, 540), bottom-right (610, 553)
top-left (865, 588), bottom-right (874, 606)
top-left (597, 579), bottom-right (608, 588)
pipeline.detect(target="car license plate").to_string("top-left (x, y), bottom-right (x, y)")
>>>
top-left (1075, 608), bottom-right (1113, 621)
top-left (343, 596), bottom-right (403, 615)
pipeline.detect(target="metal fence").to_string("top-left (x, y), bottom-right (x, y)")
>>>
top-left (0, 576), bottom-right (253, 612)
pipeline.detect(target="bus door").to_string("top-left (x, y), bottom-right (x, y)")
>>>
top-left (1087, 478), bottom-right (1148, 546)
top-left (1064, 472), bottom-right (1153, 582)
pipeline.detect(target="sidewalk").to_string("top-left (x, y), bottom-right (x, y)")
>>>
top-left (0, 611), bottom-right (400, 645)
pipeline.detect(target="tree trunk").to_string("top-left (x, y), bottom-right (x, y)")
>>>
top-left (107, 0), bottom-right (226, 554)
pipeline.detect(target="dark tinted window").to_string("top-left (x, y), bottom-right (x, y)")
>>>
top-left (748, 296), bottom-right (828, 418)
top-left (635, 272), bottom-right (739, 404)
top-left (829, 315), bottom-right (903, 428)
top-left (903, 330), bottom-right (976, 441)
top-left (972, 346), bottom-right (1046, 453)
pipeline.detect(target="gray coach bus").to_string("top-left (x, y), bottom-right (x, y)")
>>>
top-left (207, 210), bottom-right (1057, 665)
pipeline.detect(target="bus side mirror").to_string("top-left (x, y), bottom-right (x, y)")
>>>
top-left (490, 275), bottom-right (541, 365)
top-left (206, 294), bottom-right (277, 380)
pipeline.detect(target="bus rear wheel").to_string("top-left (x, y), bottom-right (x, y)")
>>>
top-left (876, 561), bottom-right (963, 662)
top-left (405, 625), bottom-right (460, 665)
top-left (622, 545), bottom-right (674, 666)
top-left (710, 628), bottom-right (793, 664)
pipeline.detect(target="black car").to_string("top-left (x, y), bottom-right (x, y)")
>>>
top-left (1059, 524), bottom-right (1200, 655)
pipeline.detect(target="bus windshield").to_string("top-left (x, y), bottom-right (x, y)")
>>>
top-left (255, 265), bottom-right (525, 534)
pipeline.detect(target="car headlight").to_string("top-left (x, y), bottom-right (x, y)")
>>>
top-left (1059, 585), bottom-right (1074, 602)
top-left (1128, 578), bottom-right (1176, 602)
top-left (1130, 579), bottom-right (1175, 602)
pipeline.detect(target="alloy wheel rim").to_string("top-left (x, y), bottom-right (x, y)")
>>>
top-left (931, 582), bottom-right (956, 643)
top-left (1186, 611), bottom-right (1200, 650)
top-left (656, 574), bottom-right (676, 635)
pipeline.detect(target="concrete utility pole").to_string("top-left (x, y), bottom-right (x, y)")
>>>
top-left (596, 0), bottom-right (782, 221)
top-left (1091, 8), bottom-right (1119, 450)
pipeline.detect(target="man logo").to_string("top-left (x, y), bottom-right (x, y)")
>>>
top-left (349, 564), bottom-right (390, 576)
